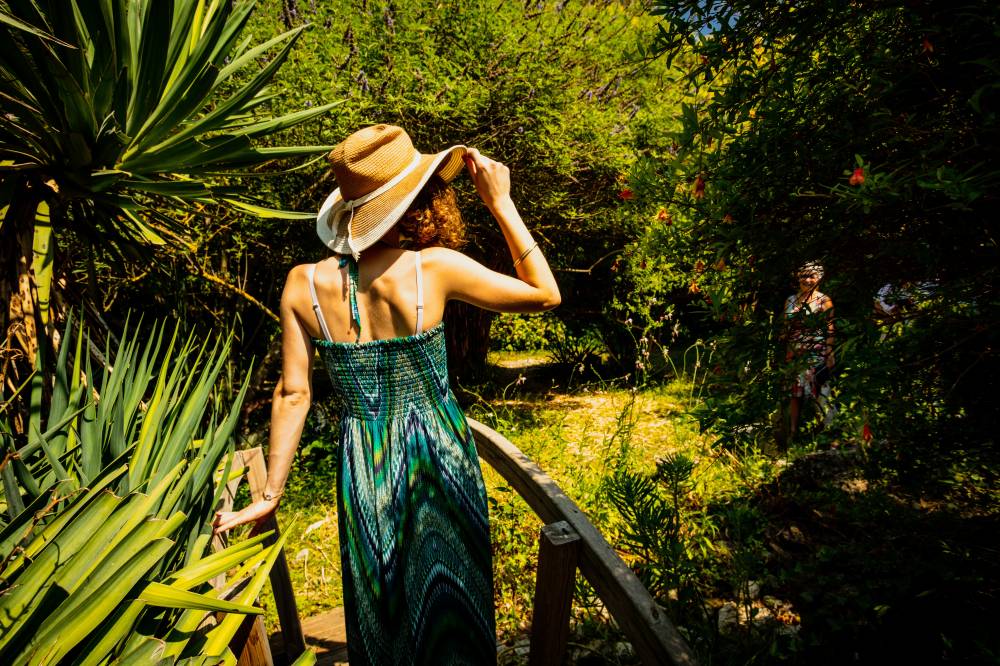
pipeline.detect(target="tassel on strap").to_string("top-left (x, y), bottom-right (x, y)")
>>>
top-left (339, 255), bottom-right (362, 342)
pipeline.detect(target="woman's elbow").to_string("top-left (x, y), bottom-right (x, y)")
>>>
top-left (537, 286), bottom-right (561, 311)
top-left (273, 381), bottom-right (311, 409)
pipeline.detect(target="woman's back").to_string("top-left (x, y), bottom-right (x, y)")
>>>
top-left (298, 246), bottom-right (448, 344)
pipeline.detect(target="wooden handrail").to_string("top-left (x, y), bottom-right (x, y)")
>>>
top-left (217, 447), bottom-right (306, 664)
top-left (468, 418), bottom-right (698, 666)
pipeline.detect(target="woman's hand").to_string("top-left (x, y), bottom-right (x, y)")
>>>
top-left (212, 498), bottom-right (280, 536)
top-left (463, 147), bottom-right (511, 211)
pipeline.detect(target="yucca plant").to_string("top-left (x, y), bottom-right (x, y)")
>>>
top-left (0, 315), bottom-right (286, 663)
top-left (0, 0), bottom-right (336, 387)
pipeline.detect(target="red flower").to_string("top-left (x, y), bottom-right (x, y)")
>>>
top-left (618, 188), bottom-right (635, 201)
top-left (656, 208), bottom-right (672, 225)
top-left (723, 214), bottom-right (733, 223)
top-left (922, 37), bottom-right (934, 54)
top-left (694, 260), bottom-right (706, 273)
top-left (692, 175), bottom-right (706, 199)
top-left (688, 281), bottom-right (700, 294)
top-left (862, 423), bottom-right (873, 443)
top-left (849, 167), bottom-right (865, 186)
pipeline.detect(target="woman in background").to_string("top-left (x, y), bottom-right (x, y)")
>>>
top-left (784, 262), bottom-right (835, 442)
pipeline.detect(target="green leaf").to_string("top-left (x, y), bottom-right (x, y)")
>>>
top-left (138, 581), bottom-right (262, 615)
top-left (290, 649), bottom-right (318, 666)
top-left (16, 537), bottom-right (174, 665)
top-left (71, 599), bottom-right (146, 666)
top-left (0, 491), bottom-right (121, 655)
top-left (0, 11), bottom-right (75, 47)
top-left (199, 529), bottom-right (289, 657)
top-left (220, 198), bottom-right (318, 220)
top-left (230, 100), bottom-right (342, 140)
top-left (165, 530), bottom-right (272, 589)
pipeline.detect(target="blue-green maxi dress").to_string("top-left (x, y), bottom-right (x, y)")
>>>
top-left (309, 257), bottom-right (496, 665)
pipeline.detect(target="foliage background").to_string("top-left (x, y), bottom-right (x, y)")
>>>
top-left (6, 0), bottom-right (998, 662)
top-left (85, 0), bottom-right (680, 401)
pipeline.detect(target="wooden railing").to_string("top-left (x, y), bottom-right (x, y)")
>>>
top-left (216, 447), bottom-right (307, 664)
top-left (469, 418), bottom-right (698, 666)
top-left (222, 423), bottom-right (698, 665)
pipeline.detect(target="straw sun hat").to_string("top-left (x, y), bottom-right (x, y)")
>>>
top-left (316, 124), bottom-right (467, 259)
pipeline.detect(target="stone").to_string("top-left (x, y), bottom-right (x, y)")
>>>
top-left (613, 641), bottom-right (635, 660)
top-left (718, 601), bottom-right (740, 635)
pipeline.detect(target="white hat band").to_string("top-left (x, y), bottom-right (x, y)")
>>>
top-left (327, 151), bottom-right (423, 259)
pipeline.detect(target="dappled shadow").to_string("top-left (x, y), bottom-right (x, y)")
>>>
top-left (740, 449), bottom-right (1000, 663)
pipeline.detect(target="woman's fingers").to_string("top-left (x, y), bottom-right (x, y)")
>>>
top-left (212, 511), bottom-right (238, 535)
top-left (463, 152), bottom-right (478, 179)
top-left (212, 500), bottom-right (277, 535)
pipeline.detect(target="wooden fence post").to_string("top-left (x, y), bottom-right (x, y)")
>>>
top-left (529, 520), bottom-right (581, 666)
top-left (470, 419), bottom-right (699, 665)
top-left (237, 448), bottom-right (308, 660)
top-left (234, 616), bottom-right (275, 666)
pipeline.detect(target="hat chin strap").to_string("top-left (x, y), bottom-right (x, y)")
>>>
top-left (334, 151), bottom-right (422, 260)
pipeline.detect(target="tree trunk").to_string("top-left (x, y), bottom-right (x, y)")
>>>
top-left (445, 300), bottom-right (495, 398)
top-left (1, 190), bottom-right (41, 382)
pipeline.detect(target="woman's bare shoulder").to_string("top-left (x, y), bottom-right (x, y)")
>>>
top-left (282, 263), bottom-right (314, 290)
top-left (279, 264), bottom-right (320, 311)
top-left (420, 246), bottom-right (474, 271)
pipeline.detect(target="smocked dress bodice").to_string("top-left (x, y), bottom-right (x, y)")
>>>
top-left (314, 322), bottom-right (450, 421)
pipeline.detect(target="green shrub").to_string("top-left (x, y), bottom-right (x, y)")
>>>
top-left (489, 312), bottom-right (567, 352)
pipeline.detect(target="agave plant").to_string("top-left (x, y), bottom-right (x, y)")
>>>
top-left (0, 0), bottom-right (336, 379)
top-left (0, 316), bottom-right (288, 663)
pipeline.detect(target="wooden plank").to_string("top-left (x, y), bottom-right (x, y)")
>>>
top-left (529, 521), bottom-right (581, 666)
top-left (271, 607), bottom-right (348, 666)
top-left (235, 616), bottom-right (274, 666)
top-left (468, 418), bottom-right (698, 666)
top-left (238, 447), bottom-right (308, 660)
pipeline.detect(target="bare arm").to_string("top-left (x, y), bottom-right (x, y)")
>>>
top-left (214, 267), bottom-right (314, 534)
top-left (438, 148), bottom-right (560, 312)
top-left (824, 297), bottom-right (835, 367)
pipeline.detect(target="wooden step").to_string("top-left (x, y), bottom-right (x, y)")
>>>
top-left (270, 606), bottom-right (349, 665)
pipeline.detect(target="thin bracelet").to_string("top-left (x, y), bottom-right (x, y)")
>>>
top-left (512, 242), bottom-right (539, 268)
top-left (263, 490), bottom-right (283, 502)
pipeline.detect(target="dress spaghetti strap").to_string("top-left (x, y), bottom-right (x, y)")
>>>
top-left (415, 251), bottom-right (424, 335)
top-left (307, 264), bottom-right (334, 342)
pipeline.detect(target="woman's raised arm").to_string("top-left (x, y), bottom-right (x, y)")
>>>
top-left (436, 148), bottom-right (560, 312)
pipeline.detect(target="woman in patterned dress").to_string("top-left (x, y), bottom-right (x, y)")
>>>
top-left (213, 125), bottom-right (560, 664)
top-left (784, 262), bottom-right (835, 441)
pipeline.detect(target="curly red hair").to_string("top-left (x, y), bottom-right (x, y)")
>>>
top-left (396, 176), bottom-right (466, 250)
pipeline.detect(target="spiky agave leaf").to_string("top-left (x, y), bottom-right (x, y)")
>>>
top-left (0, 318), bottom-right (277, 661)
top-left (0, 1), bottom-right (335, 249)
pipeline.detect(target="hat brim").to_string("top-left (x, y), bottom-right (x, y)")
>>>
top-left (317, 145), bottom-right (467, 256)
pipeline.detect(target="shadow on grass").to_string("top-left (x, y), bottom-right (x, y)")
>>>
top-left (741, 449), bottom-right (1000, 663)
